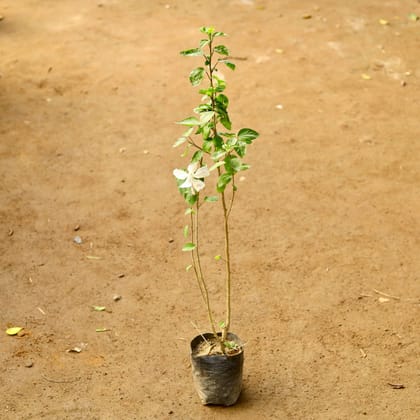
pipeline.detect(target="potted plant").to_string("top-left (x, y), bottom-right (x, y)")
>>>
top-left (172, 26), bottom-right (259, 406)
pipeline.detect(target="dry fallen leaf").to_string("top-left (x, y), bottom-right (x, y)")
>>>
top-left (379, 19), bottom-right (389, 25)
top-left (361, 74), bottom-right (372, 80)
top-left (378, 297), bottom-right (390, 303)
top-left (388, 383), bottom-right (405, 389)
top-left (6, 327), bottom-right (23, 336)
top-left (95, 328), bottom-right (109, 333)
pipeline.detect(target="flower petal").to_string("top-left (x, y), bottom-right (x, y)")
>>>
top-left (194, 166), bottom-right (210, 179)
top-left (192, 179), bottom-right (205, 192)
top-left (173, 169), bottom-right (188, 180)
top-left (187, 162), bottom-right (199, 174)
top-left (180, 178), bottom-right (192, 189)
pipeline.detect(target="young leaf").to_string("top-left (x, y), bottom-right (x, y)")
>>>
top-left (191, 150), bottom-right (203, 162)
top-left (177, 117), bottom-right (201, 126)
top-left (215, 94), bottom-right (229, 109)
top-left (199, 39), bottom-right (210, 48)
top-left (182, 243), bottom-right (196, 252)
top-left (180, 48), bottom-right (202, 56)
top-left (214, 255), bottom-right (222, 261)
top-left (189, 67), bottom-right (205, 86)
top-left (214, 31), bottom-right (227, 38)
top-left (183, 225), bottom-right (189, 238)
top-left (237, 128), bottom-right (259, 144)
top-left (224, 155), bottom-right (241, 173)
top-left (209, 161), bottom-right (225, 171)
top-left (199, 111), bottom-right (215, 125)
top-left (212, 150), bottom-right (226, 161)
top-left (215, 45), bottom-right (229, 56)
top-left (200, 26), bottom-right (215, 35)
top-left (219, 320), bottom-right (226, 328)
top-left (222, 60), bottom-right (236, 71)
top-left (217, 173), bottom-right (233, 193)
top-left (204, 196), bottom-right (218, 202)
top-left (185, 208), bottom-right (195, 215)
top-left (173, 136), bottom-right (188, 148)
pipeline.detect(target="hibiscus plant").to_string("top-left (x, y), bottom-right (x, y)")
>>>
top-left (173, 26), bottom-right (259, 354)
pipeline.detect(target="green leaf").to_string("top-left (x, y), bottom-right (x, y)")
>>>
top-left (202, 139), bottom-right (212, 153)
top-left (204, 196), bottom-right (218, 202)
top-left (220, 114), bottom-right (232, 130)
top-left (215, 45), bottom-right (229, 56)
top-left (173, 136), bottom-right (188, 148)
top-left (199, 39), bottom-right (210, 48)
top-left (199, 111), bottom-right (215, 125)
top-left (214, 255), bottom-right (222, 261)
top-left (214, 31), bottom-right (227, 37)
top-left (216, 94), bottom-right (229, 109)
top-left (219, 320), bottom-right (226, 328)
top-left (213, 134), bottom-right (224, 149)
top-left (199, 87), bottom-right (216, 97)
top-left (191, 150), bottom-right (203, 162)
top-left (189, 67), bottom-right (205, 86)
top-left (224, 156), bottom-right (241, 173)
top-left (209, 161), bottom-right (225, 171)
top-left (200, 26), bottom-right (215, 35)
top-left (234, 143), bottom-right (246, 158)
top-left (214, 75), bottom-right (226, 92)
top-left (237, 128), bottom-right (259, 144)
top-left (183, 225), bottom-right (189, 238)
top-left (177, 117), bottom-right (201, 126)
top-left (182, 242), bottom-right (196, 252)
top-left (221, 60), bottom-right (236, 71)
top-left (240, 163), bottom-right (251, 171)
top-left (180, 144), bottom-right (191, 157)
top-left (180, 48), bottom-right (202, 56)
top-left (212, 150), bottom-right (226, 161)
top-left (185, 208), bottom-right (195, 215)
top-left (217, 173), bottom-right (232, 192)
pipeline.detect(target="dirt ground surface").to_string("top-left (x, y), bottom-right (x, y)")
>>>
top-left (1, 0), bottom-right (420, 419)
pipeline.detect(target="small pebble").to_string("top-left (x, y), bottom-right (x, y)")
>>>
top-left (73, 236), bottom-right (82, 244)
top-left (24, 360), bottom-right (33, 368)
top-left (113, 294), bottom-right (122, 302)
top-left (74, 224), bottom-right (81, 231)
top-left (117, 273), bottom-right (125, 278)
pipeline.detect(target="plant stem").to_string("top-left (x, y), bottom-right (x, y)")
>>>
top-left (192, 199), bottom-right (218, 337)
top-left (207, 34), bottom-right (232, 347)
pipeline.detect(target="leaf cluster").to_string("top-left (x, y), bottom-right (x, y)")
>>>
top-left (175, 26), bottom-right (259, 200)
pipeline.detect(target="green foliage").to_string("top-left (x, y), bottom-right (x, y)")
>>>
top-left (173, 27), bottom-right (259, 350)
top-left (182, 243), bottom-right (196, 252)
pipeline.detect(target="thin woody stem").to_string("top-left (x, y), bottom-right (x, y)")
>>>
top-left (208, 36), bottom-right (231, 347)
top-left (192, 199), bottom-right (218, 336)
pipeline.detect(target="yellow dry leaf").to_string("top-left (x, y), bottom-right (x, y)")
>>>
top-left (6, 327), bottom-right (23, 336)
top-left (379, 19), bottom-right (389, 25)
top-left (361, 74), bottom-right (372, 80)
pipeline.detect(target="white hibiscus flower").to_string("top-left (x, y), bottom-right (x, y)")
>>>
top-left (173, 162), bottom-right (210, 194)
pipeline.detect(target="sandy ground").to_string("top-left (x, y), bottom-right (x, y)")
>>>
top-left (1, 1), bottom-right (420, 419)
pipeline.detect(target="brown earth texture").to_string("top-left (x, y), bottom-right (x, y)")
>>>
top-left (1, 1), bottom-right (420, 419)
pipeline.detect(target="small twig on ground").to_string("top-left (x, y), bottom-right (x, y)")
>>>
top-left (373, 289), bottom-right (401, 300)
top-left (41, 374), bottom-right (80, 384)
